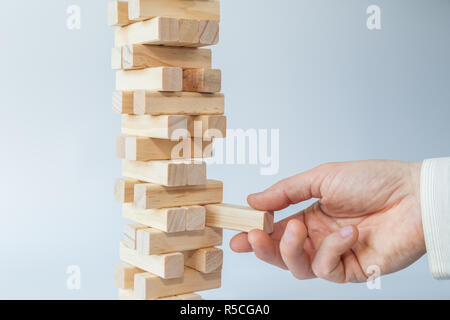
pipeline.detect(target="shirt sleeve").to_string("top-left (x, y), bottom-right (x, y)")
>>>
top-left (421, 157), bottom-right (450, 280)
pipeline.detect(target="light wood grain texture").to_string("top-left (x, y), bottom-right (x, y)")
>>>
top-left (119, 241), bottom-right (184, 279)
top-left (128, 0), bottom-right (220, 21)
top-left (133, 90), bottom-right (224, 116)
top-left (115, 178), bottom-right (140, 203)
top-left (123, 44), bottom-right (211, 70)
top-left (183, 248), bottom-right (223, 273)
top-left (119, 289), bottom-right (202, 300)
top-left (135, 267), bottom-right (221, 300)
top-left (108, 1), bottom-right (135, 26)
top-left (114, 264), bottom-right (144, 290)
top-left (116, 136), bottom-right (212, 161)
top-left (122, 114), bottom-right (189, 139)
top-left (115, 17), bottom-right (179, 47)
top-left (111, 47), bottom-right (123, 70)
top-left (123, 223), bottom-right (148, 249)
top-left (116, 67), bottom-right (182, 91)
top-left (115, 16), bottom-right (218, 47)
top-left (205, 203), bottom-right (275, 234)
top-left (123, 203), bottom-right (186, 233)
top-left (134, 180), bottom-right (223, 209)
top-left (112, 91), bottom-right (134, 114)
top-left (123, 159), bottom-right (206, 186)
top-left (136, 227), bottom-right (222, 255)
top-left (183, 69), bottom-right (221, 93)
top-left (185, 205), bottom-right (206, 231)
top-left (191, 115), bottom-right (227, 139)
top-left (194, 20), bottom-right (219, 46)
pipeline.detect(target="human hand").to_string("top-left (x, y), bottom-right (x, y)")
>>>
top-left (230, 160), bottom-right (425, 283)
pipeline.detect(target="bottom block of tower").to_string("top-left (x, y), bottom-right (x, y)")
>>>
top-left (119, 289), bottom-right (203, 301)
top-left (134, 267), bottom-right (222, 300)
top-left (119, 241), bottom-right (184, 279)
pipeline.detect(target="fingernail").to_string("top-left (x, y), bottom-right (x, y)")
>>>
top-left (340, 226), bottom-right (354, 238)
top-left (283, 225), bottom-right (296, 243)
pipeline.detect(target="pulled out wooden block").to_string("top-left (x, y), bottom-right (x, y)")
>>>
top-left (115, 17), bottom-right (218, 48)
top-left (123, 223), bottom-right (148, 249)
top-left (119, 289), bottom-right (202, 300)
top-left (136, 227), bottom-right (222, 255)
top-left (116, 136), bottom-right (212, 161)
top-left (119, 241), bottom-right (184, 279)
top-left (123, 203), bottom-right (186, 233)
top-left (122, 114), bottom-right (189, 139)
top-left (115, 17), bottom-right (178, 47)
top-left (108, 1), bottom-right (136, 27)
top-left (111, 47), bottom-right (123, 70)
top-left (183, 248), bottom-right (223, 274)
top-left (183, 69), bottom-right (221, 93)
top-left (128, 0), bottom-right (220, 22)
top-left (134, 180), bottom-right (223, 209)
top-left (123, 44), bottom-right (211, 70)
top-left (191, 115), bottom-right (227, 139)
top-left (134, 267), bottom-right (221, 300)
top-left (114, 264), bottom-right (144, 290)
top-left (122, 160), bottom-right (206, 186)
top-left (114, 178), bottom-right (140, 203)
top-left (133, 91), bottom-right (224, 116)
top-left (205, 203), bottom-right (275, 234)
top-left (112, 91), bottom-right (134, 114)
top-left (185, 205), bottom-right (206, 231)
top-left (116, 67), bottom-right (182, 92)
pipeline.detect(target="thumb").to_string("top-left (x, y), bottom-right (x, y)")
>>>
top-left (248, 164), bottom-right (329, 211)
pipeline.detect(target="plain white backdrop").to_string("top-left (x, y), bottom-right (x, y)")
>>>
top-left (0, 0), bottom-right (449, 299)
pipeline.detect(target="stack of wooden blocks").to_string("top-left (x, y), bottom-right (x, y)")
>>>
top-left (109, 0), bottom-right (274, 300)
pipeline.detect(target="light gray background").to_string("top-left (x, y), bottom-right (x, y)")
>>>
top-left (0, 0), bottom-right (448, 299)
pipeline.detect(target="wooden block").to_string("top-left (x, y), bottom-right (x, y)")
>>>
top-left (136, 226), bottom-right (222, 255)
top-left (122, 114), bottom-right (189, 139)
top-left (116, 67), bottom-right (182, 92)
top-left (108, 1), bottom-right (135, 27)
top-left (178, 19), bottom-right (200, 45)
top-left (183, 69), bottom-right (221, 93)
top-left (205, 203), bottom-right (275, 234)
top-left (184, 160), bottom-right (206, 185)
top-left (114, 264), bottom-right (144, 289)
top-left (119, 241), bottom-right (184, 279)
top-left (112, 91), bottom-right (134, 114)
top-left (134, 180), bottom-right (223, 209)
top-left (134, 91), bottom-right (224, 116)
top-left (123, 203), bottom-right (186, 233)
top-left (185, 205), bottom-right (206, 231)
top-left (128, 0), bottom-right (220, 22)
top-left (134, 267), bottom-right (221, 300)
top-left (124, 223), bottom-right (148, 249)
top-left (196, 20), bottom-right (220, 46)
top-left (183, 248), bottom-right (223, 273)
top-left (111, 47), bottom-right (123, 70)
top-left (123, 44), bottom-right (211, 70)
top-left (115, 16), bottom-right (217, 48)
top-left (115, 17), bottom-right (179, 47)
top-left (116, 136), bottom-right (213, 161)
top-left (123, 159), bottom-right (206, 186)
top-left (191, 115), bottom-right (227, 139)
top-left (119, 289), bottom-right (202, 300)
top-left (114, 178), bottom-right (140, 203)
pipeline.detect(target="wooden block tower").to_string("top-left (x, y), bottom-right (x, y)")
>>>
top-left (109, 0), bottom-right (275, 300)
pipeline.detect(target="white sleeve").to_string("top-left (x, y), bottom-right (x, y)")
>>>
top-left (420, 157), bottom-right (450, 280)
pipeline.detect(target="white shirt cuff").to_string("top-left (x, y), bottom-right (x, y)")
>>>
top-left (421, 157), bottom-right (450, 280)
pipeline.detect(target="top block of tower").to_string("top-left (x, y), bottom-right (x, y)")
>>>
top-left (128, 0), bottom-right (220, 22)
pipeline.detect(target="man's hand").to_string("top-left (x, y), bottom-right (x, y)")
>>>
top-left (230, 160), bottom-right (425, 283)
